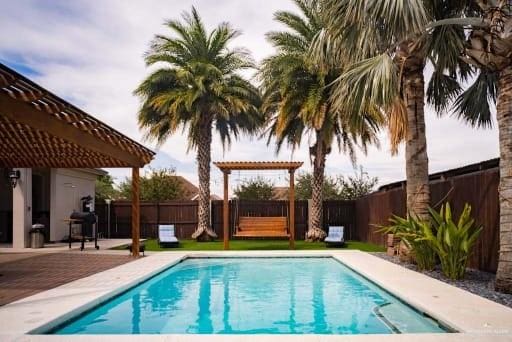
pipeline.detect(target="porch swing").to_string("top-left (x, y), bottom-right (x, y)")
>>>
top-left (234, 197), bottom-right (289, 238)
top-left (213, 161), bottom-right (303, 249)
top-left (235, 217), bottom-right (289, 237)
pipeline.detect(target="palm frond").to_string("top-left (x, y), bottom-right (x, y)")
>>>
top-left (274, 10), bottom-right (314, 42)
top-left (452, 71), bottom-right (497, 128)
top-left (427, 71), bottom-right (462, 114)
top-left (387, 98), bottom-right (407, 154)
top-left (332, 53), bottom-right (399, 117)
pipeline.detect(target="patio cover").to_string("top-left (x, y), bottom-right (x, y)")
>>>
top-left (0, 62), bottom-right (155, 256)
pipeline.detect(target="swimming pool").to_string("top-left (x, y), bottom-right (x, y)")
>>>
top-left (51, 257), bottom-right (449, 335)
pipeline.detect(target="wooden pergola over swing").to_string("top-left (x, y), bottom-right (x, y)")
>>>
top-left (213, 161), bottom-right (303, 250)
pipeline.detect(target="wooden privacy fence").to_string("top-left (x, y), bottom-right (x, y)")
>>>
top-left (95, 199), bottom-right (356, 241)
top-left (323, 200), bottom-right (357, 240)
top-left (355, 166), bottom-right (499, 273)
top-left (95, 201), bottom-right (199, 239)
top-left (94, 162), bottom-right (499, 273)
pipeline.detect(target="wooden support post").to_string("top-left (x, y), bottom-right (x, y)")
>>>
top-left (289, 169), bottom-right (295, 249)
top-left (223, 171), bottom-right (230, 250)
top-left (131, 167), bottom-right (140, 257)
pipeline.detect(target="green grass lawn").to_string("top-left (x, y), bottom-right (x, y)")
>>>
top-left (113, 239), bottom-right (385, 252)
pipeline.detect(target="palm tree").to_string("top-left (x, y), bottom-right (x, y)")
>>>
top-left (430, 0), bottom-right (512, 293)
top-left (260, 0), bottom-right (382, 241)
top-left (135, 8), bottom-right (262, 241)
top-left (315, 0), bottom-right (473, 221)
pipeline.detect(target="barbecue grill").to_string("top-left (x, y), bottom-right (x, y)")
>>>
top-left (68, 211), bottom-right (99, 251)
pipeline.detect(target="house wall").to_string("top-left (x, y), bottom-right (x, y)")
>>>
top-left (12, 168), bottom-right (32, 248)
top-left (49, 169), bottom-right (98, 242)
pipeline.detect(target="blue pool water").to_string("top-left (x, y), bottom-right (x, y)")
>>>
top-left (52, 257), bottom-right (448, 335)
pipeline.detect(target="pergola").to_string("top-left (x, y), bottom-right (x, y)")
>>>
top-left (0, 63), bottom-right (155, 256)
top-left (213, 161), bottom-right (303, 250)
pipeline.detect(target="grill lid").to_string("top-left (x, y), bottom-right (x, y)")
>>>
top-left (70, 211), bottom-right (96, 224)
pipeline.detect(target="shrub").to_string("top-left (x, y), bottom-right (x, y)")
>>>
top-left (380, 202), bottom-right (482, 279)
top-left (380, 215), bottom-right (437, 271)
top-left (424, 203), bottom-right (482, 280)
top-left (233, 176), bottom-right (274, 200)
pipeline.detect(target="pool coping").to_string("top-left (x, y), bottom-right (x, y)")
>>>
top-left (0, 250), bottom-right (511, 341)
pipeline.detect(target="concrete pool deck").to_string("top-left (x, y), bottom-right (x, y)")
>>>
top-left (0, 250), bottom-right (511, 341)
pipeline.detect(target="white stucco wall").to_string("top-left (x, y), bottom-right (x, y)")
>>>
top-left (12, 168), bottom-right (32, 248)
top-left (49, 169), bottom-right (99, 242)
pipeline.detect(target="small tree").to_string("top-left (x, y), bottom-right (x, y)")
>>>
top-left (337, 167), bottom-right (378, 200)
top-left (118, 168), bottom-right (185, 201)
top-left (295, 167), bottom-right (377, 200)
top-left (233, 177), bottom-right (274, 200)
top-left (95, 175), bottom-right (119, 202)
top-left (295, 173), bottom-right (340, 200)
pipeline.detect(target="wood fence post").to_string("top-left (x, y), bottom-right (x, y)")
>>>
top-left (131, 167), bottom-right (140, 257)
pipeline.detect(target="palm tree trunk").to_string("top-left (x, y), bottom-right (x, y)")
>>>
top-left (403, 59), bottom-right (430, 221)
top-left (495, 66), bottom-right (512, 294)
top-left (306, 132), bottom-right (327, 242)
top-left (192, 120), bottom-right (218, 241)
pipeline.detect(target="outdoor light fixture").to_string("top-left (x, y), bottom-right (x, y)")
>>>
top-left (9, 169), bottom-right (20, 188)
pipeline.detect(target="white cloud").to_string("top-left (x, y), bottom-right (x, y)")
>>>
top-left (0, 0), bottom-right (499, 196)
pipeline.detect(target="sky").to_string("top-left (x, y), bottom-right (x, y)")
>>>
top-left (0, 0), bottom-right (499, 196)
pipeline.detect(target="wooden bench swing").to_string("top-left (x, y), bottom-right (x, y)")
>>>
top-left (214, 161), bottom-right (303, 249)
top-left (235, 216), bottom-right (289, 237)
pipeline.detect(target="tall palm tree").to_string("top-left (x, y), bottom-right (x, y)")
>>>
top-left (315, 0), bottom-right (472, 221)
top-left (430, 0), bottom-right (512, 293)
top-left (135, 8), bottom-right (262, 241)
top-left (260, 0), bottom-right (382, 241)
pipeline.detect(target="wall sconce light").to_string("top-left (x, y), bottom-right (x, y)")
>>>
top-left (9, 169), bottom-right (21, 188)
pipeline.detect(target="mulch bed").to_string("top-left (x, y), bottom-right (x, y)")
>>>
top-left (0, 252), bottom-right (132, 306)
top-left (372, 252), bottom-right (512, 309)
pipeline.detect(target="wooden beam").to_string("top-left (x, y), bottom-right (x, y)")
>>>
top-left (132, 167), bottom-right (140, 257)
top-left (289, 169), bottom-right (295, 249)
top-left (214, 161), bottom-right (303, 171)
top-left (0, 73), bottom-right (15, 87)
top-left (223, 171), bottom-right (230, 250)
top-left (0, 93), bottom-right (145, 167)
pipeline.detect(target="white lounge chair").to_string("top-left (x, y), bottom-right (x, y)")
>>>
top-left (159, 224), bottom-right (179, 247)
top-left (324, 226), bottom-right (345, 247)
